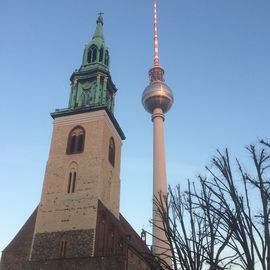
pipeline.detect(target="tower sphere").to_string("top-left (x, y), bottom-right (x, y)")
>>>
top-left (142, 66), bottom-right (174, 114)
top-left (142, 82), bottom-right (174, 114)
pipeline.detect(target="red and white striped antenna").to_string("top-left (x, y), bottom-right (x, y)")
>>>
top-left (154, 0), bottom-right (160, 66)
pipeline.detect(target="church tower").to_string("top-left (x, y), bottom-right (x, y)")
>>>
top-left (30, 14), bottom-right (125, 260)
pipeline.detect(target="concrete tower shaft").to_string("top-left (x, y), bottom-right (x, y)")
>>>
top-left (151, 108), bottom-right (167, 257)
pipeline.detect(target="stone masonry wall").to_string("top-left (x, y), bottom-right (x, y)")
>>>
top-left (31, 229), bottom-right (94, 261)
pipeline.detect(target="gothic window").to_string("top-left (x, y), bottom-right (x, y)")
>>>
top-left (92, 47), bottom-right (97, 62)
top-left (59, 240), bottom-right (67, 257)
top-left (99, 47), bottom-right (104, 62)
top-left (108, 137), bottom-right (115, 167)
top-left (67, 126), bottom-right (85, 154)
top-left (87, 45), bottom-right (97, 63)
top-left (104, 50), bottom-right (109, 66)
top-left (87, 48), bottom-right (92, 63)
top-left (67, 171), bottom-right (77, 193)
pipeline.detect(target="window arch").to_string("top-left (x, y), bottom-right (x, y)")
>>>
top-left (67, 126), bottom-right (85, 154)
top-left (87, 45), bottom-right (97, 63)
top-left (99, 47), bottom-right (104, 62)
top-left (108, 137), bottom-right (115, 167)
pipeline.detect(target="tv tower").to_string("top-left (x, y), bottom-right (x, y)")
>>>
top-left (142, 0), bottom-right (174, 259)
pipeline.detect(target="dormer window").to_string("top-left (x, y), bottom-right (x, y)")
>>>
top-left (87, 45), bottom-right (97, 63)
top-left (67, 126), bottom-right (85, 154)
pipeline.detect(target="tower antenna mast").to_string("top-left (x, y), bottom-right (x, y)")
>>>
top-left (154, 0), bottom-right (160, 66)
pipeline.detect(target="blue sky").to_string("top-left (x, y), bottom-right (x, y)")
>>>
top-left (1, 0), bottom-right (270, 252)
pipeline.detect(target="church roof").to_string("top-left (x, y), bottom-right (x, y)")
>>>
top-left (1, 207), bottom-right (37, 263)
top-left (96, 199), bottom-right (151, 257)
top-left (119, 214), bottom-right (151, 255)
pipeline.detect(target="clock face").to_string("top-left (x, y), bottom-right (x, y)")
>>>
top-left (81, 81), bottom-right (92, 90)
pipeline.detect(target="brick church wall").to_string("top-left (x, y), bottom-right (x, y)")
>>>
top-left (1, 256), bottom-right (125, 270)
top-left (127, 249), bottom-right (152, 270)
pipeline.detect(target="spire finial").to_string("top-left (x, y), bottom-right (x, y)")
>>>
top-left (96, 12), bottom-right (104, 25)
top-left (154, 0), bottom-right (160, 66)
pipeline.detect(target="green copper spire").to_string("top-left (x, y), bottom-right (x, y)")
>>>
top-left (65, 14), bottom-right (116, 114)
top-left (81, 14), bottom-right (109, 69)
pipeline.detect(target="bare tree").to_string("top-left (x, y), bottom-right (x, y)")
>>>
top-left (201, 144), bottom-right (270, 270)
top-left (147, 181), bottom-right (235, 269)
top-left (146, 141), bottom-right (270, 270)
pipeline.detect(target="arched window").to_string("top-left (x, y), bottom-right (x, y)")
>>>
top-left (108, 137), bottom-right (115, 167)
top-left (87, 48), bottom-right (92, 63)
top-left (67, 126), bottom-right (85, 154)
top-left (99, 47), bottom-right (104, 62)
top-left (67, 171), bottom-right (77, 193)
top-left (87, 45), bottom-right (97, 63)
top-left (104, 50), bottom-right (109, 66)
top-left (92, 47), bottom-right (97, 62)
top-left (59, 236), bottom-right (68, 257)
